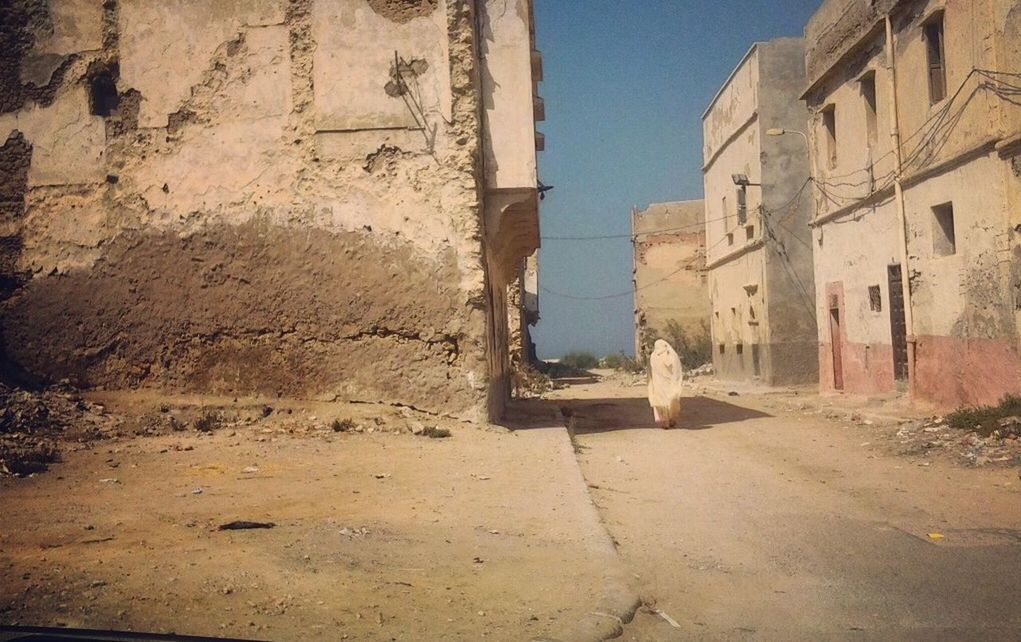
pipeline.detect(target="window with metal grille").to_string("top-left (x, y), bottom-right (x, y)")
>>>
top-left (868, 285), bottom-right (882, 312)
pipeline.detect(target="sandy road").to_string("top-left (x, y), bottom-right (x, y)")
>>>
top-left (549, 377), bottom-right (1021, 641)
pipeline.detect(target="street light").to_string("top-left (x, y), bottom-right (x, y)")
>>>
top-left (766, 127), bottom-right (809, 148)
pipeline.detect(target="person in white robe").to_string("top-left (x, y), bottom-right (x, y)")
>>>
top-left (647, 339), bottom-right (684, 428)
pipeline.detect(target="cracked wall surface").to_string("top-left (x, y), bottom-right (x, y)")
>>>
top-left (805, 0), bottom-right (1021, 407)
top-left (632, 200), bottom-right (708, 361)
top-left (0, 0), bottom-right (529, 421)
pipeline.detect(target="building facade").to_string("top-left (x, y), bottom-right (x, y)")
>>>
top-left (0, 0), bottom-right (543, 422)
top-left (702, 39), bottom-right (819, 385)
top-left (631, 200), bottom-right (709, 361)
top-left (804, 0), bottom-right (1021, 408)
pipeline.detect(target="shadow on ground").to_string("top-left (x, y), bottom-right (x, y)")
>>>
top-left (502, 395), bottom-right (771, 434)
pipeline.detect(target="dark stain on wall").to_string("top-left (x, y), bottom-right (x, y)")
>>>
top-left (0, 0), bottom-right (80, 114)
top-left (1, 221), bottom-right (479, 415)
top-left (366, 0), bottom-right (438, 24)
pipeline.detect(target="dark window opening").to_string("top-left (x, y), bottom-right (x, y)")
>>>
top-left (736, 186), bottom-right (747, 225)
top-left (822, 104), bottom-right (837, 169)
top-left (736, 343), bottom-right (744, 356)
top-left (868, 285), bottom-right (882, 312)
top-left (932, 201), bottom-right (956, 256)
top-left (745, 225), bottom-right (754, 240)
top-left (719, 344), bottom-right (726, 355)
top-left (924, 14), bottom-right (947, 103)
top-left (89, 66), bottom-right (120, 117)
top-left (861, 72), bottom-right (878, 150)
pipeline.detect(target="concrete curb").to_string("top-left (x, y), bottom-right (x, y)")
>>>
top-left (533, 422), bottom-right (643, 642)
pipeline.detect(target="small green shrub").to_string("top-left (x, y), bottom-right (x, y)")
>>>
top-left (946, 394), bottom-right (1021, 437)
top-left (642, 320), bottom-right (712, 370)
top-left (559, 351), bottom-right (599, 371)
top-left (193, 409), bottom-right (222, 433)
top-left (600, 352), bottom-right (644, 374)
top-left (331, 418), bottom-right (356, 432)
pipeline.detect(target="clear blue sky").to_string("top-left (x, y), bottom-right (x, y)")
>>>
top-left (530, 0), bottom-right (820, 359)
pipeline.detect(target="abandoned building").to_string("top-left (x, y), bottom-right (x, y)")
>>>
top-left (804, 0), bottom-right (1021, 407)
top-left (631, 200), bottom-right (708, 362)
top-left (0, 0), bottom-right (544, 422)
top-left (702, 38), bottom-right (819, 385)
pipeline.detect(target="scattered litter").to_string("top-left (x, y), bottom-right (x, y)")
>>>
top-left (927, 532), bottom-right (945, 540)
top-left (421, 426), bottom-right (451, 439)
top-left (727, 391), bottom-right (739, 397)
top-left (191, 487), bottom-right (203, 495)
top-left (472, 556), bottom-right (484, 564)
top-left (650, 608), bottom-right (682, 629)
top-left (99, 478), bottom-right (120, 484)
top-left (218, 521), bottom-right (276, 531)
top-left (241, 466), bottom-right (259, 474)
top-left (374, 473), bottom-right (390, 480)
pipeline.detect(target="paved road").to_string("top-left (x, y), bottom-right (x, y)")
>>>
top-left (550, 378), bottom-right (1021, 641)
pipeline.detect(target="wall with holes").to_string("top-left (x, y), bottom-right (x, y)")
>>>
top-left (0, 0), bottom-right (536, 422)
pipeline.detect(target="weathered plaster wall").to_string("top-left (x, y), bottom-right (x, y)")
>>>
top-left (632, 200), bottom-right (708, 358)
top-left (806, 0), bottom-right (1021, 408)
top-left (703, 39), bottom-right (817, 385)
top-left (0, 0), bottom-right (513, 420)
top-left (813, 201), bottom-right (902, 395)
top-left (758, 38), bottom-right (818, 386)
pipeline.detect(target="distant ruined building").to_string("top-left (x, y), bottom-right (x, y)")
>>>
top-left (804, 0), bottom-right (1021, 407)
top-left (0, 0), bottom-right (544, 421)
top-left (631, 200), bottom-right (709, 363)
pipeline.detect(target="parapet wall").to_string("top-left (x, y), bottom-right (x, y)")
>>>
top-left (0, 0), bottom-right (493, 419)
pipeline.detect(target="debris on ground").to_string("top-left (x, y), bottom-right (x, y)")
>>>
top-left (421, 426), bottom-right (451, 439)
top-left (0, 382), bottom-right (116, 476)
top-left (511, 362), bottom-right (557, 398)
top-left (687, 363), bottom-right (715, 377)
top-left (218, 521), bottom-right (276, 530)
top-left (891, 414), bottom-right (1021, 468)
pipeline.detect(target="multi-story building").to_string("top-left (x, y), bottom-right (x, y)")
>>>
top-left (0, 0), bottom-right (544, 421)
top-left (631, 200), bottom-right (709, 362)
top-left (702, 38), bottom-right (819, 385)
top-left (804, 0), bottom-right (1021, 407)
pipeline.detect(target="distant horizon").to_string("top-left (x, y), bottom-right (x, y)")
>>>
top-left (530, 0), bottom-right (820, 359)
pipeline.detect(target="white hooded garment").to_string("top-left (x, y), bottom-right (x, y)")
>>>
top-left (647, 339), bottom-right (684, 424)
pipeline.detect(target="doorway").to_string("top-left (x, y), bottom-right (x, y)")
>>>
top-left (828, 294), bottom-right (844, 391)
top-left (887, 265), bottom-right (908, 381)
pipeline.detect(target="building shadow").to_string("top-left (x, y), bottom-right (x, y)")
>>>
top-left (501, 395), bottom-right (771, 433)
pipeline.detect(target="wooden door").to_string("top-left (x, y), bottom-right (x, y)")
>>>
top-left (888, 265), bottom-right (908, 381)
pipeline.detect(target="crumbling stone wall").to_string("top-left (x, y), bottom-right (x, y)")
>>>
top-left (0, 0), bottom-right (500, 420)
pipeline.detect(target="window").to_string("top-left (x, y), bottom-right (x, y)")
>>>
top-left (868, 285), bottom-right (882, 312)
top-left (822, 104), bottom-right (837, 169)
top-left (736, 186), bottom-right (747, 225)
top-left (932, 201), bottom-right (956, 256)
top-left (860, 72), bottom-right (878, 151)
top-left (736, 343), bottom-right (744, 356)
top-left (745, 225), bottom-right (754, 241)
top-left (924, 13), bottom-right (947, 103)
top-left (719, 343), bottom-right (726, 355)
top-left (727, 231), bottom-right (734, 246)
top-left (722, 196), bottom-right (729, 229)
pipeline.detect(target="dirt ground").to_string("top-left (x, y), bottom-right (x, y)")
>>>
top-left (0, 392), bottom-right (616, 642)
top-left (552, 374), bottom-right (1021, 641)
top-left (3, 376), bottom-right (1021, 641)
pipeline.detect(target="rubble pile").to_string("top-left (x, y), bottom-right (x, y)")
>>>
top-left (687, 363), bottom-right (715, 377)
top-left (0, 382), bottom-right (117, 476)
top-left (894, 415), bottom-right (1021, 467)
